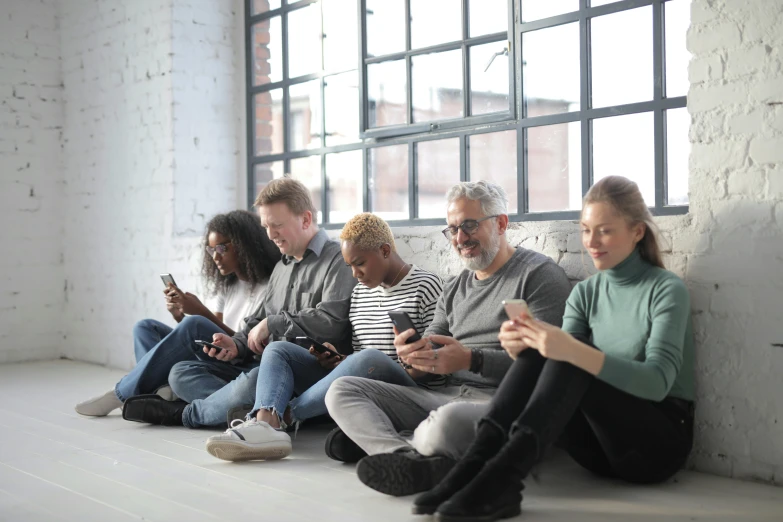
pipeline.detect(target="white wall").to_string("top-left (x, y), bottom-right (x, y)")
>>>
top-left (0, 0), bottom-right (64, 364)
top-left (58, 0), bottom-right (245, 369)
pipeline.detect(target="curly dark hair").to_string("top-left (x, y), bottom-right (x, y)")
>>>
top-left (201, 210), bottom-right (281, 297)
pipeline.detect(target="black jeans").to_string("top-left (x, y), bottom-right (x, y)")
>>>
top-left (485, 346), bottom-right (694, 484)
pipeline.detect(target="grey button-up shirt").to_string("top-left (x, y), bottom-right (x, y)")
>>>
top-left (233, 229), bottom-right (357, 363)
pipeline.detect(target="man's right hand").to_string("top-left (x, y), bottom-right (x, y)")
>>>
top-left (393, 326), bottom-right (428, 366)
top-left (210, 333), bottom-right (239, 362)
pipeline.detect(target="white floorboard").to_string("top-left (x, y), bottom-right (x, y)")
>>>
top-left (0, 360), bottom-right (780, 522)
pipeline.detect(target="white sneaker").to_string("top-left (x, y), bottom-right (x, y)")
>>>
top-left (206, 418), bottom-right (292, 462)
top-left (75, 389), bottom-right (123, 417)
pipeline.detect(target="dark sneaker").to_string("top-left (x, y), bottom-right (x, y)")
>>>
top-left (122, 395), bottom-right (186, 426)
top-left (356, 450), bottom-right (456, 497)
top-left (324, 427), bottom-right (367, 463)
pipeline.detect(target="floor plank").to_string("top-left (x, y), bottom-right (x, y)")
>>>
top-left (0, 360), bottom-right (781, 522)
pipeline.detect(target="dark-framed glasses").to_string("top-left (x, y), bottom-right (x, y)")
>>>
top-left (206, 242), bottom-right (232, 256)
top-left (441, 215), bottom-right (499, 240)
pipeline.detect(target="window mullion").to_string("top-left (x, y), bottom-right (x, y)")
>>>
top-left (405, 0), bottom-right (412, 125)
top-left (579, 0), bottom-right (591, 197)
top-left (653, 0), bottom-right (665, 208)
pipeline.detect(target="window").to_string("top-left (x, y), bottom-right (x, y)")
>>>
top-left (246, 0), bottom-right (690, 227)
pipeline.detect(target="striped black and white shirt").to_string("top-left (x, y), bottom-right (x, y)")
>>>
top-left (349, 265), bottom-right (443, 358)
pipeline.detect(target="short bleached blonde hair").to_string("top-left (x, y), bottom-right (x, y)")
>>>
top-left (340, 213), bottom-right (396, 252)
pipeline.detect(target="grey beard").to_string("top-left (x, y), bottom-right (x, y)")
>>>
top-left (459, 232), bottom-right (501, 271)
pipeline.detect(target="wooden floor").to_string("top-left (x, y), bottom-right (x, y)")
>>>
top-left (0, 360), bottom-right (781, 522)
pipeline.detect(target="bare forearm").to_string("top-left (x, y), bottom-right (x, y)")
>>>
top-left (566, 338), bottom-right (605, 376)
top-left (197, 309), bottom-right (236, 336)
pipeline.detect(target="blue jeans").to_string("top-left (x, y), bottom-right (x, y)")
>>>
top-left (114, 315), bottom-right (224, 401)
top-left (177, 364), bottom-right (259, 429)
top-left (255, 343), bottom-right (417, 424)
top-left (132, 319), bottom-right (173, 363)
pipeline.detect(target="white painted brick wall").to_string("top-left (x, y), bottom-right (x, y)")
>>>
top-left (0, 0), bottom-right (64, 364)
top-left (59, 0), bottom-right (244, 370)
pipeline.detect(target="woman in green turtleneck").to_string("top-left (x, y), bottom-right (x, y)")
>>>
top-left (412, 176), bottom-right (695, 522)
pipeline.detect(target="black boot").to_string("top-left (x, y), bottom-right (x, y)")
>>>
top-left (412, 419), bottom-right (507, 515)
top-left (122, 394), bottom-right (187, 426)
top-left (325, 427), bottom-right (367, 463)
top-left (356, 449), bottom-right (456, 497)
top-left (434, 426), bottom-right (539, 522)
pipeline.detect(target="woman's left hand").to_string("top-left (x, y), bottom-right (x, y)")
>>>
top-left (310, 342), bottom-right (344, 370)
top-left (517, 316), bottom-right (577, 363)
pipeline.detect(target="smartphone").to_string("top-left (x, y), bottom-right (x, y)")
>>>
top-left (294, 336), bottom-right (342, 357)
top-left (195, 339), bottom-right (223, 353)
top-left (387, 311), bottom-right (422, 343)
top-left (502, 299), bottom-right (530, 320)
top-left (160, 273), bottom-right (177, 288)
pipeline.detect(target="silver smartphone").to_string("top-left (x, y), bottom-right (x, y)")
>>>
top-left (160, 273), bottom-right (177, 288)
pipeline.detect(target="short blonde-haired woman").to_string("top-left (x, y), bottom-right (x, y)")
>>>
top-left (205, 213), bottom-right (444, 462)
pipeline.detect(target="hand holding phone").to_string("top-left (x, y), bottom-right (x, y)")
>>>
top-left (195, 339), bottom-right (223, 353)
top-left (502, 299), bottom-right (530, 321)
top-left (294, 336), bottom-right (341, 357)
top-left (388, 311), bottom-right (422, 343)
top-left (160, 273), bottom-right (177, 288)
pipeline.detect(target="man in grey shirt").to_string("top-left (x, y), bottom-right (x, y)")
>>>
top-left (324, 180), bottom-right (571, 497)
top-left (122, 178), bottom-right (356, 428)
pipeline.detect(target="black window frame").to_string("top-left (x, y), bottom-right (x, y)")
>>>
top-left (245, 0), bottom-right (689, 229)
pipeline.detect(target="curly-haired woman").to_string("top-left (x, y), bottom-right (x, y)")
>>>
top-left (75, 210), bottom-right (281, 417)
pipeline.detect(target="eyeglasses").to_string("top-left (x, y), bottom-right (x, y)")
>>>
top-left (441, 215), bottom-right (499, 240)
top-left (206, 242), bottom-right (232, 256)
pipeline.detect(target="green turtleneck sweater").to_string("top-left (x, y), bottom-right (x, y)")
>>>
top-left (562, 249), bottom-right (694, 402)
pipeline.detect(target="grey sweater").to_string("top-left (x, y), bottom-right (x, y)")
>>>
top-left (424, 247), bottom-right (572, 388)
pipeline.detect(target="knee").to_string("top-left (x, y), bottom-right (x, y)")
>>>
top-left (261, 341), bottom-right (290, 360)
top-left (133, 318), bottom-right (159, 336)
top-left (414, 403), bottom-right (483, 458)
top-left (324, 376), bottom-right (366, 415)
top-left (348, 349), bottom-right (391, 371)
top-left (179, 315), bottom-right (213, 330)
top-left (168, 361), bottom-right (199, 395)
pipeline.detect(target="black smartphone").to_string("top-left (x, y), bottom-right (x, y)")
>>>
top-left (195, 339), bottom-right (223, 353)
top-left (387, 311), bottom-right (422, 343)
top-left (160, 273), bottom-right (177, 288)
top-left (294, 336), bottom-right (341, 357)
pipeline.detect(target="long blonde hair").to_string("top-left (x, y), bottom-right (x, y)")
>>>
top-left (582, 176), bottom-right (665, 269)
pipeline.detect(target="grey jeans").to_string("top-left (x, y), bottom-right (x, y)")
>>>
top-left (324, 376), bottom-right (494, 460)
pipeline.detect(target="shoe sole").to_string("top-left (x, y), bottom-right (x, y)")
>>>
top-left (434, 504), bottom-right (521, 522)
top-left (357, 453), bottom-right (454, 497)
top-left (205, 440), bottom-right (292, 462)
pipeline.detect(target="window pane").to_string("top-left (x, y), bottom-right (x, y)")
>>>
top-left (470, 42), bottom-right (510, 116)
top-left (665, 0), bottom-right (691, 98)
top-left (290, 156), bottom-right (324, 222)
top-left (523, 22), bottom-right (580, 117)
top-left (411, 0), bottom-right (461, 49)
top-left (666, 108), bottom-right (690, 205)
top-left (412, 50), bottom-right (463, 122)
top-left (417, 138), bottom-right (460, 219)
top-left (289, 81), bottom-right (322, 151)
top-left (469, 0), bottom-right (508, 37)
top-left (254, 89), bottom-right (284, 156)
top-left (325, 72), bottom-right (360, 146)
top-left (368, 60), bottom-right (407, 128)
top-left (591, 7), bottom-right (653, 108)
top-left (252, 17), bottom-right (282, 85)
top-left (324, 0), bottom-right (358, 72)
top-left (527, 122), bottom-right (582, 212)
top-left (253, 0), bottom-right (281, 15)
top-left (369, 145), bottom-right (409, 220)
top-left (327, 150), bottom-right (363, 223)
top-left (288, 4), bottom-right (322, 79)
top-left (366, 0), bottom-right (405, 57)
top-left (521, 0), bottom-right (579, 22)
top-left (469, 131), bottom-right (518, 214)
top-left (253, 162), bottom-right (284, 197)
top-left (593, 112), bottom-right (655, 205)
